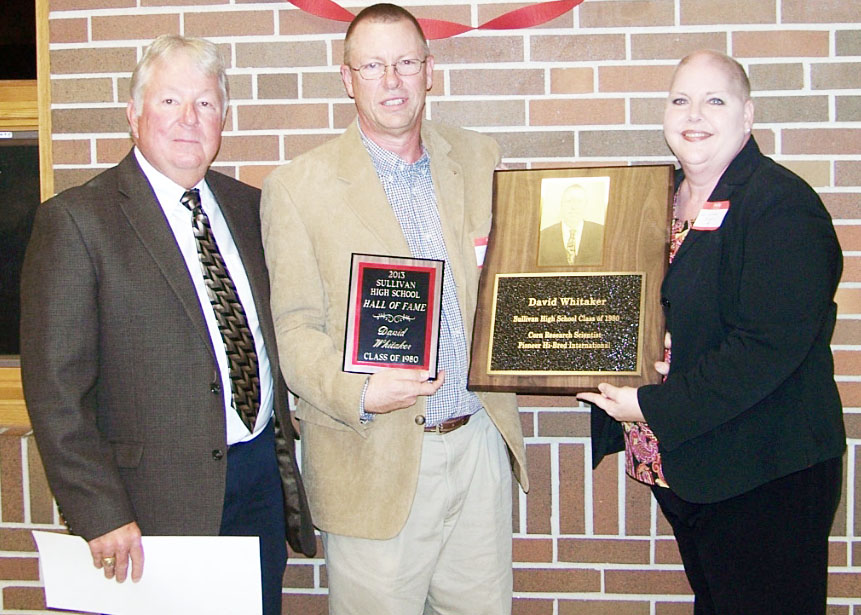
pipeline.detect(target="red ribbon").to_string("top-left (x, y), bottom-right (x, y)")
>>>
top-left (287, 0), bottom-right (585, 39)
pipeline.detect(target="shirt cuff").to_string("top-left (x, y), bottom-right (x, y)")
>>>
top-left (359, 376), bottom-right (374, 424)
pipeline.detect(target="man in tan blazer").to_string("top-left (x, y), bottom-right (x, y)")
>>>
top-left (21, 35), bottom-right (314, 615)
top-left (261, 4), bottom-right (527, 614)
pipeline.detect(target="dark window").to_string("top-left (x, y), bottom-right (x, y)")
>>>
top-left (0, 136), bottom-right (40, 355)
top-left (0, 0), bottom-right (37, 79)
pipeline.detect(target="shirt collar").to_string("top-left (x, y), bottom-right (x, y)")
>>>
top-left (134, 147), bottom-right (208, 211)
top-left (708, 136), bottom-right (761, 201)
top-left (562, 220), bottom-right (583, 242)
top-left (358, 125), bottom-right (430, 178)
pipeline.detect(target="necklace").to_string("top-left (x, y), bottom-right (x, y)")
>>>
top-left (670, 188), bottom-right (694, 264)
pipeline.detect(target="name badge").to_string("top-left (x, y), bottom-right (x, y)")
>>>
top-left (474, 236), bottom-right (489, 268)
top-left (692, 201), bottom-right (730, 231)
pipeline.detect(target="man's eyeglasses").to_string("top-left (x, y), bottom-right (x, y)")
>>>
top-left (350, 59), bottom-right (427, 80)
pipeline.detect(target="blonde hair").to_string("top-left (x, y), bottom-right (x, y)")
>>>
top-left (343, 3), bottom-right (429, 65)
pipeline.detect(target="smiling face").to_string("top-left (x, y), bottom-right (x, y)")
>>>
top-left (663, 52), bottom-right (754, 181)
top-left (340, 18), bottom-right (433, 157)
top-left (127, 50), bottom-right (225, 189)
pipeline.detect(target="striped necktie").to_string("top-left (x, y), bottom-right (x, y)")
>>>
top-left (566, 227), bottom-right (579, 264)
top-left (181, 188), bottom-right (259, 431)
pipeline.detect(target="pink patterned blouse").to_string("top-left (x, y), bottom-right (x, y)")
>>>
top-left (621, 215), bottom-right (692, 488)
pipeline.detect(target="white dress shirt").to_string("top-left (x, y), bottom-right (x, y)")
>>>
top-left (562, 220), bottom-right (583, 256)
top-left (134, 148), bottom-right (273, 445)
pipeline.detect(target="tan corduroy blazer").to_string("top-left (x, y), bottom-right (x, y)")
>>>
top-left (261, 120), bottom-right (528, 539)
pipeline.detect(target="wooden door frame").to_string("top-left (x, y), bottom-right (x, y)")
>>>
top-left (0, 0), bottom-right (52, 428)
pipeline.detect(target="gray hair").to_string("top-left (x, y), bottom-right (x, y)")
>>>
top-left (129, 34), bottom-right (229, 120)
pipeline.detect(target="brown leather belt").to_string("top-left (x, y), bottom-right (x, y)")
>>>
top-left (424, 414), bottom-right (470, 434)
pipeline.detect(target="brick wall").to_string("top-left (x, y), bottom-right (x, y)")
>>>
top-left (2, 0), bottom-right (858, 612)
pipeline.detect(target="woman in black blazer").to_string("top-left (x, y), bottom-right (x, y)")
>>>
top-left (580, 50), bottom-right (845, 615)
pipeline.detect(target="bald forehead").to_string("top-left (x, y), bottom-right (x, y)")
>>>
top-left (562, 185), bottom-right (586, 201)
top-left (671, 51), bottom-right (750, 101)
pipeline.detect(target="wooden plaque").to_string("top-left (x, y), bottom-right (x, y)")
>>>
top-left (468, 165), bottom-right (674, 394)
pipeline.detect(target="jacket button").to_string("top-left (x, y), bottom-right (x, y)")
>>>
top-left (210, 382), bottom-right (221, 394)
top-left (212, 449), bottom-right (224, 460)
top-left (414, 415), bottom-right (426, 426)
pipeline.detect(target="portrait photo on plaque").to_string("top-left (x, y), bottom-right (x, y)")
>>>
top-left (537, 177), bottom-right (610, 267)
top-left (343, 254), bottom-right (443, 376)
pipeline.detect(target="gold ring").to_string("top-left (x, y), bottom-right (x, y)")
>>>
top-left (102, 556), bottom-right (116, 568)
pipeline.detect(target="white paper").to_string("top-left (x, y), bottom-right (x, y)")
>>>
top-left (33, 531), bottom-right (262, 615)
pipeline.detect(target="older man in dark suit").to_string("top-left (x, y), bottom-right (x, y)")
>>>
top-left (20, 35), bottom-right (314, 615)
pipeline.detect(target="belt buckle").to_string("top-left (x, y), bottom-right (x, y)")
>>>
top-left (425, 415), bottom-right (469, 434)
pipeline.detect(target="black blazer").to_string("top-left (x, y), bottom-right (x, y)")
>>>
top-left (592, 138), bottom-right (845, 503)
top-left (21, 151), bottom-right (316, 555)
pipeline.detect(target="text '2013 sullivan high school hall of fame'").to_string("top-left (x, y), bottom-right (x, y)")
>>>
top-left (343, 254), bottom-right (444, 376)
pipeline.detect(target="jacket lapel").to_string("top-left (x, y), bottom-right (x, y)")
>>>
top-left (668, 138), bottom-right (762, 277)
top-left (332, 122), bottom-right (473, 329)
top-left (115, 151), bottom-right (214, 353)
top-left (424, 123), bottom-right (471, 325)
top-left (335, 122), bottom-right (412, 256)
top-left (669, 224), bottom-right (706, 265)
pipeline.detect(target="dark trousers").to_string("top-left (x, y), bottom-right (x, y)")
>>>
top-left (220, 421), bottom-right (287, 615)
top-left (652, 456), bottom-right (842, 615)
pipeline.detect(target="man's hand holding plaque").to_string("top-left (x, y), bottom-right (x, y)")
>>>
top-left (363, 369), bottom-right (445, 414)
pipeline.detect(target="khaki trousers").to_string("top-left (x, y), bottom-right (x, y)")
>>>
top-left (323, 409), bottom-right (514, 615)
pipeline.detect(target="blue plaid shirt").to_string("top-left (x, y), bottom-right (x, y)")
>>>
top-left (361, 130), bottom-right (483, 427)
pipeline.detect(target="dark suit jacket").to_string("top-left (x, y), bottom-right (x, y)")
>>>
top-left (538, 220), bottom-right (604, 266)
top-left (591, 138), bottom-right (845, 503)
top-left (21, 151), bottom-right (316, 556)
